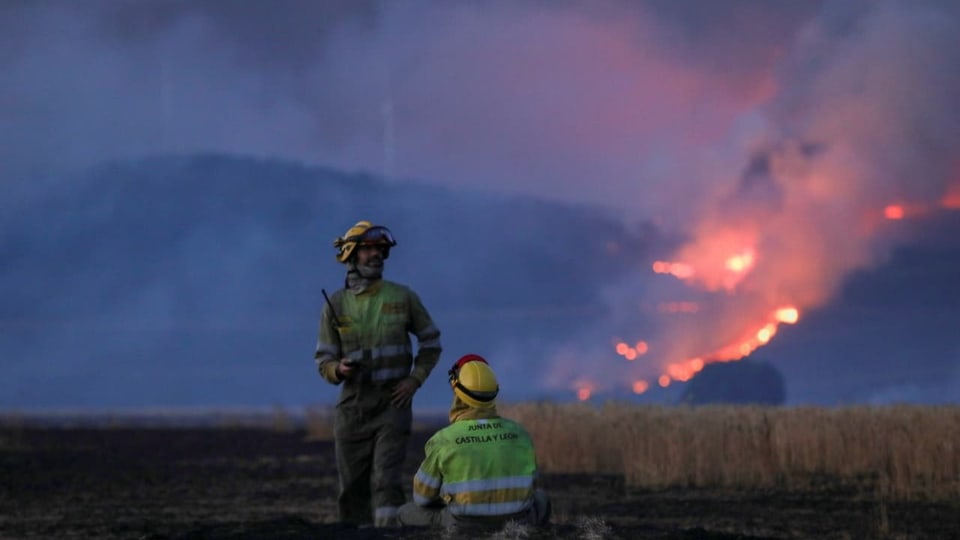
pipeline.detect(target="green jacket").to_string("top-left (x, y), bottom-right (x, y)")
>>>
top-left (315, 279), bottom-right (442, 391)
top-left (412, 416), bottom-right (538, 517)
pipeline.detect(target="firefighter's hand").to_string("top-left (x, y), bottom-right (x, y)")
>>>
top-left (391, 377), bottom-right (419, 408)
top-left (336, 359), bottom-right (357, 379)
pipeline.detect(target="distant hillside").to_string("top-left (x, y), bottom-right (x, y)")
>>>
top-left (0, 154), bottom-right (656, 408)
top-left (5, 154), bottom-right (959, 409)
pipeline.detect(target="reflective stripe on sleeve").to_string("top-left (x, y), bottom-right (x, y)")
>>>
top-left (415, 468), bottom-right (441, 489)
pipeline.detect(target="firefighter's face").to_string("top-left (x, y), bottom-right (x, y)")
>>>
top-left (355, 244), bottom-right (384, 267)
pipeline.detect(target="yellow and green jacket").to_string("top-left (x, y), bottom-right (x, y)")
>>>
top-left (315, 279), bottom-right (442, 389)
top-left (412, 415), bottom-right (538, 517)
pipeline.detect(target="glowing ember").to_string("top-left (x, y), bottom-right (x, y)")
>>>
top-left (725, 250), bottom-right (755, 273)
top-left (667, 363), bottom-right (685, 380)
top-left (576, 386), bottom-right (592, 401)
top-left (884, 205), bottom-right (905, 220)
top-left (615, 340), bottom-right (649, 361)
top-left (632, 380), bottom-right (649, 394)
top-left (775, 306), bottom-right (800, 324)
top-left (652, 261), bottom-right (695, 279)
top-left (658, 375), bottom-right (671, 388)
top-left (756, 323), bottom-right (777, 344)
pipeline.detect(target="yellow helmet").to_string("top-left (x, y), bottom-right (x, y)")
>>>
top-left (333, 220), bottom-right (397, 263)
top-left (448, 354), bottom-right (499, 408)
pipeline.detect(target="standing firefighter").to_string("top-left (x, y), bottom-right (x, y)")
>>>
top-left (398, 354), bottom-right (551, 528)
top-left (315, 220), bottom-right (442, 527)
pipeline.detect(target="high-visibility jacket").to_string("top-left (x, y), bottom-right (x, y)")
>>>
top-left (315, 279), bottom-right (442, 390)
top-left (412, 417), bottom-right (538, 517)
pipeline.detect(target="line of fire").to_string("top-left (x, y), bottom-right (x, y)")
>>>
top-left (573, 184), bottom-right (960, 402)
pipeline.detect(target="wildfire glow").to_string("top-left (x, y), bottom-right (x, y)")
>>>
top-left (942, 185), bottom-right (960, 209)
top-left (678, 305), bottom-right (802, 369)
top-left (756, 323), bottom-right (776, 344)
top-left (612, 204), bottom-right (814, 401)
top-left (775, 306), bottom-right (800, 324)
top-left (615, 340), bottom-right (648, 361)
top-left (615, 299), bottom-right (797, 399)
top-left (884, 204), bottom-right (905, 220)
top-left (576, 385), bottom-right (592, 401)
top-left (652, 261), bottom-right (695, 279)
top-left (725, 250), bottom-right (755, 273)
top-left (665, 357), bottom-right (706, 382)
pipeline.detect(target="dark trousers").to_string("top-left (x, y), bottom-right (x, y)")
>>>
top-left (335, 399), bottom-right (412, 526)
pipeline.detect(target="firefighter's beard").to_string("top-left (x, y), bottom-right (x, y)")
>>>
top-left (356, 257), bottom-right (383, 279)
top-left (346, 258), bottom-right (383, 293)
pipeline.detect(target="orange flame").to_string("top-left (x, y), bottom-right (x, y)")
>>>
top-left (725, 249), bottom-right (755, 273)
top-left (775, 306), bottom-right (799, 324)
top-left (655, 306), bottom-right (802, 381)
top-left (884, 204), bottom-right (905, 220)
top-left (942, 184), bottom-right (960, 209)
top-left (632, 380), bottom-right (649, 394)
top-left (658, 375), bottom-right (671, 388)
top-left (668, 227), bottom-right (761, 292)
top-left (665, 356), bottom-right (705, 382)
top-left (652, 261), bottom-right (695, 279)
top-left (615, 340), bottom-right (649, 361)
top-left (756, 323), bottom-right (777, 344)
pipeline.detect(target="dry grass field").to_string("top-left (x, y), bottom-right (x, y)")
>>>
top-left (1, 404), bottom-right (958, 539)
top-left (499, 403), bottom-right (960, 500)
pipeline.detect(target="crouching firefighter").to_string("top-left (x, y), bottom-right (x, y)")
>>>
top-left (398, 354), bottom-right (551, 528)
top-left (314, 220), bottom-right (442, 527)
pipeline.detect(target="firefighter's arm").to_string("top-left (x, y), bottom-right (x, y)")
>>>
top-left (412, 439), bottom-right (444, 507)
top-left (315, 303), bottom-right (344, 385)
top-left (407, 291), bottom-right (442, 386)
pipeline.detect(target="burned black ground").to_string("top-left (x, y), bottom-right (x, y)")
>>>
top-left (1, 427), bottom-right (957, 539)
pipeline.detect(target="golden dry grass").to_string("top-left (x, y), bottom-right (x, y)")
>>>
top-left (499, 402), bottom-right (960, 500)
